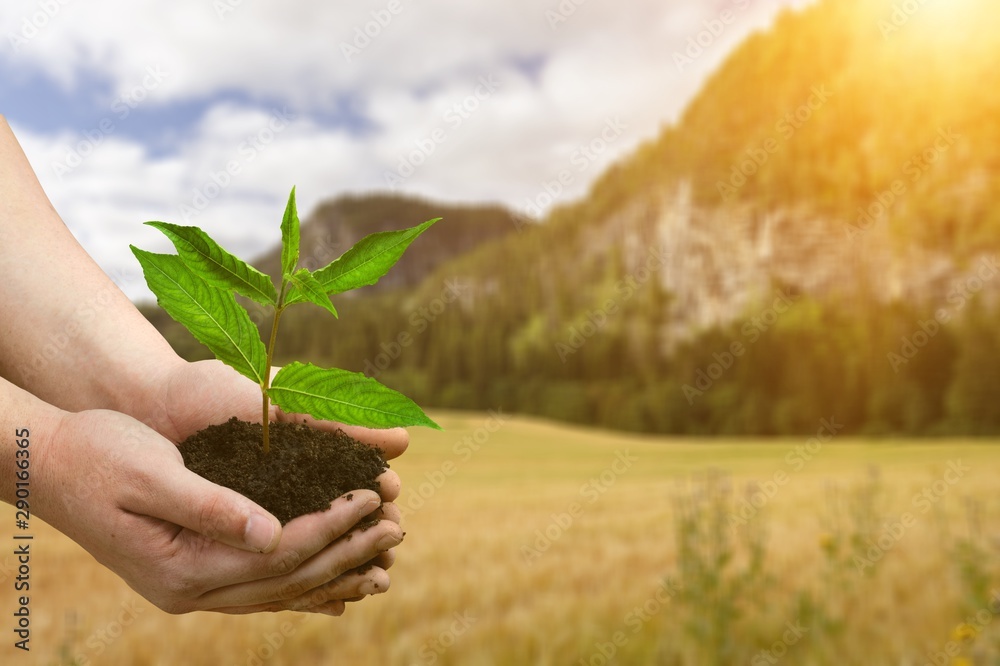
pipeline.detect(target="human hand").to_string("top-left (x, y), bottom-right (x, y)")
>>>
top-left (140, 358), bottom-right (408, 605)
top-left (35, 408), bottom-right (405, 614)
top-left (147, 358), bottom-right (407, 518)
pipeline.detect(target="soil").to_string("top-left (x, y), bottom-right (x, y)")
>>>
top-left (179, 417), bottom-right (387, 525)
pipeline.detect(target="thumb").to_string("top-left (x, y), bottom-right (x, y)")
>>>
top-left (139, 466), bottom-right (282, 553)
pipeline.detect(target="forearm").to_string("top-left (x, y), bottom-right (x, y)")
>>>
top-left (0, 116), bottom-right (183, 416)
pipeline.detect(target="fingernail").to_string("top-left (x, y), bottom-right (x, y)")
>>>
top-left (357, 493), bottom-right (381, 516)
top-left (245, 513), bottom-right (277, 553)
top-left (376, 533), bottom-right (402, 552)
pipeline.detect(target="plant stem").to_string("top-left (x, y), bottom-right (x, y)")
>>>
top-left (262, 282), bottom-right (287, 455)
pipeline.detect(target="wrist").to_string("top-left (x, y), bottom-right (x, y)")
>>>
top-left (0, 377), bottom-right (64, 509)
top-left (114, 350), bottom-right (188, 431)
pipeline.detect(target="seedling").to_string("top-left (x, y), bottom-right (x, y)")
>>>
top-left (132, 187), bottom-right (440, 453)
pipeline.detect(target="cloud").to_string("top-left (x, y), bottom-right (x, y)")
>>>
top-left (1, 0), bottom-right (812, 300)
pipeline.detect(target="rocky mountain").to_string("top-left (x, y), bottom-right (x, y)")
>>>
top-left (152, 0), bottom-right (1000, 435)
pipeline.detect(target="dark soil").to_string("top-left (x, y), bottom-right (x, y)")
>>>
top-left (180, 418), bottom-right (387, 525)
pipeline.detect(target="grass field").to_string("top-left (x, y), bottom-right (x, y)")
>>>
top-left (3, 411), bottom-right (1000, 665)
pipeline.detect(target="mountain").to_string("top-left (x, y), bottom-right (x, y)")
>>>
top-left (151, 0), bottom-right (1000, 436)
top-left (252, 193), bottom-right (516, 293)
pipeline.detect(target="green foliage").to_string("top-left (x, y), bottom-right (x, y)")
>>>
top-left (303, 218), bottom-right (440, 297)
top-left (144, 221), bottom-right (277, 306)
top-left (133, 187), bottom-right (441, 453)
top-left (130, 248), bottom-right (268, 385)
top-left (269, 362), bottom-right (438, 429)
top-left (280, 187), bottom-right (300, 277)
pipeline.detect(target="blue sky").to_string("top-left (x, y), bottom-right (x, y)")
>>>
top-left (1, 0), bottom-right (808, 300)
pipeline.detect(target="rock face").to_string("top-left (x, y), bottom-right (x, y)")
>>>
top-left (596, 181), bottom-right (990, 354)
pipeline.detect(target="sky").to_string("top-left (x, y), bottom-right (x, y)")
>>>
top-left (1, 0), bottom-right (809, 301)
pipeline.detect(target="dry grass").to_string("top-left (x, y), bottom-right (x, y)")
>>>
top-left (3, 411), bottom-right (1000, 665)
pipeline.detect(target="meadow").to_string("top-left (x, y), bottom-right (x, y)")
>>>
top-left (3, 411), bottom-right (1000, 665)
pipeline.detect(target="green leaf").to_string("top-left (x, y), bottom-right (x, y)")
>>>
top-left (301, 218), bottom-right (440, 298)
top-left (131, 247), bottom-right (268, 385)
top-left (268, 362), bottom-right (440, 429)
top-left (288, 268), bottom-right (338, 318)
top-left (280, 187), bottom-right (300, 278)
top-left (145, 221), bottom-right (277, 306)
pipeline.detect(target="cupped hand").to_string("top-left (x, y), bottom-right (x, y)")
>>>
top-left (35, 409), bottom-right (404, 614)
top-left (150, 359), bottom-right (410, 462)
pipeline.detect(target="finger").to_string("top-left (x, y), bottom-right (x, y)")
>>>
top-left (252, 490), bottom-right (383, 576)
top-left (336, 425), bottom-right (408, 460)
top-left (378, 503), bottom-right (402, 525)
top-left (377, 470), bottom-right (401, 502)
top-left (281, 567), bottom-right (391, 612)
top-left (207, 600), bottom-right (347, 616)
top-left (168, 490), bottom-right (383, 592)
top-left (312, 601), bottom-right (347, 616)
top-left (276, 412), bottom-right (409, 460)
top-left (129, 462), bottom-right (282, 554)
top-left (196, 520), bottom-right (402, 609)
top-left (373, 548), bottom-right (397, 571)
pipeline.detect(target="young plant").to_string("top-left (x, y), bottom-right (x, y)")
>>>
top-left (131, 187), bottom-right (441, 453)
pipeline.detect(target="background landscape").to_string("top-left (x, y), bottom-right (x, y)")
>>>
top-left (4, 0), bottom-right (1000, 663)
top-left (152, 0), bottom-right (1000, 438)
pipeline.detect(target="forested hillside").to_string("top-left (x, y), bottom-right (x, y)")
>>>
top-left (145, 0), bottom-right (1000, 436)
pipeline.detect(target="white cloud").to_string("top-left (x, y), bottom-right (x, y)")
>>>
top-left (2, 0), bottom-right (812, 300)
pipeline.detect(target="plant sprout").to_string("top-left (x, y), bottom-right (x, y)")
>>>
top-left (132, 187), bottom-right (441, 453)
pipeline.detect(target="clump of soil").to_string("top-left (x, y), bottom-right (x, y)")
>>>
top-left (180, 418), bottom-right (387, 525)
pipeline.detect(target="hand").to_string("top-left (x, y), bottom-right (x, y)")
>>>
top-left (35, 409), bottom-right (405, 614)
top-left (147, 359), bottom-right (407, 520)
top-left (141, 358), bottom-right (408, 609)
top-left (148, 359), bottom-right (410, 462)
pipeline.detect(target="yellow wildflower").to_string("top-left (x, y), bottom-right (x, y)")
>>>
top-left (950, 623), bottom-right (978, 642)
